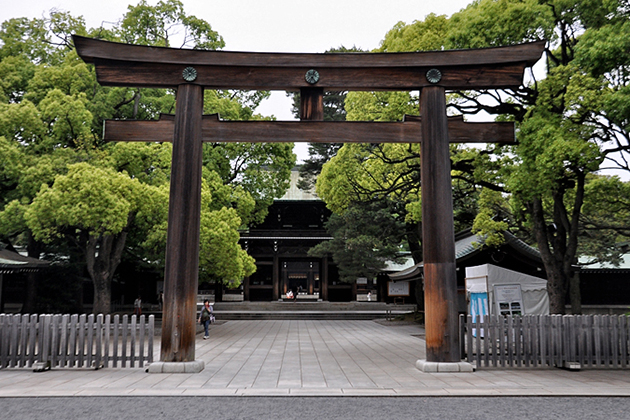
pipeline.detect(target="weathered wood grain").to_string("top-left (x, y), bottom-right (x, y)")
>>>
top-left (104, 115), bottom-right (515, 144)
top-left (420, 86), bottom-right (460, 363)
top-left (74, 36), bottom-right (544, 90)
top-left (160, 84), bottom-right (204, 363)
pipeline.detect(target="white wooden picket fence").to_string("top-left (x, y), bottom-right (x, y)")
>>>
top-left (460, 314), bottom-right (630, 369)
top-left (0, 313), bottom-right (154, 370)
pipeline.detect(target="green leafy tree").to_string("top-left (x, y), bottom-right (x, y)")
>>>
top-left (0, 2), bottom-right (294, 312)
top-left (24, 163), bottom-right (149, 314)
top-left (317, 0), bottom-right (630, 314)
top-left (309, 200), bottom-right (406, 283)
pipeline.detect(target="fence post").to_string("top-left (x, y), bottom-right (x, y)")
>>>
top-left (620, 316), bottom-right (628, 368)
top-left (95, 314), bottom-right (103, 369)
top-left (148, 315), bottom-right (154, 363)
top-left (19, 315), bottom-right (29, 368)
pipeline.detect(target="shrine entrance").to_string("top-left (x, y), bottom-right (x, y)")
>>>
top-left (282, 260), bottom-right (320, 299)
top-left (74, 35), bottom-right (544, 369)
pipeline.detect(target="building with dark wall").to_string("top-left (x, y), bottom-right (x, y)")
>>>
top-left (389, 230), bottom-right (547, 312)
top-left (239, 170), bottom-right (353, 302)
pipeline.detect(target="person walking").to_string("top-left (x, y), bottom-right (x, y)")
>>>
top-left (133, 296), bottom-right (142, 316)
top-left (198, 299), bottom-right (213, 339)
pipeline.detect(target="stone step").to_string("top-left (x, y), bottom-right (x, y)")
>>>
top-left (213, 311), bottom-right (408, 321)
top-left (209, 301), bottom-right (416, 313)
top-left (207, 302), bottom-right (416, 320)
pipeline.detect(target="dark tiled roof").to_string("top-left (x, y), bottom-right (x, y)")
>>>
top-left (389, 230), bottom-right (541, 281)
top-left (0, 248), bottom-right (50, 274)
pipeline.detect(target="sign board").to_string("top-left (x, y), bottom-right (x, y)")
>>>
top-left (388, 281), bottom-right (410, 297)
top-left (494, 284), bottom-right (524, 316)
top-left (356, 277), bottom-right (368, 285)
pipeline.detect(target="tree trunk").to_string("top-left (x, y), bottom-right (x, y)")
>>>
top-left (85, 214), bottom-right (132, 314)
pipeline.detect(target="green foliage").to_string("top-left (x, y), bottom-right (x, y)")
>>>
top-left (313, 0), bottom-right (630, 314)
top-left (118, 0), bottom-right (224, 49)
top-left (0, 4), bottom-right (296, 311)
top-left (309, 200), bottom-right (406, 282)
top-left (24, 163), bottom-right (143, 242)
top-left (378, 13), bottom-right (450, 52)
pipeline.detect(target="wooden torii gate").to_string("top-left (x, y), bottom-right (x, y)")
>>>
top-left (74, 36), bottom-right (544, 371)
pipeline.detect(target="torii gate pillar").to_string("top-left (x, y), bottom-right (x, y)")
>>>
top-left (418, 86), bottom-right (462, 368)
top-left (160, 84), bottom-right (204, 367)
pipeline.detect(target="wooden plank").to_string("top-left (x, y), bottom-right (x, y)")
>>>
top-left (465, 315), bottom-right (473, 363)
top-left (575, 315), bottom-right (588, 366)
top-left (550, 315), bottom-right (559, 367)
top-left (139, 315), bottom-right (146, 366)
top-left (113, 315), bottom-right (119, 368)
top-left (505, 316), bottom-right (513, 367)
top-left (122, 315), bottom-right (128, 367)
top-left (619, 316), bottom-right (627, 368)
top-left (74, 36), bottom-right (545, 68)
top-left (488, 316), bottom-right (495, 367)
top-left (604, 316), bottom-right (612, 367)
top-left (40, 315), bottom-right (51, 366)
top-left (566, 315), bottom-right (576, 365)
top-left (74, 36), bottom-right (544, 90)
top-left (104, 315), bottom-right (111, 368)
top-left (539, 315), bottom-right (550, 367)
top-left (474, 314), bottom-right (482, 368)
top-left (29, 314), bottom-right (39, 368)
top-left (130, 315), bottom-right (137, 368)
top-left (104, 116), bottom-right (516, 145)
top-left (77, 314), bottom-right (86, 367)
top-left (68, 314), bottom-right (78, 367)
top-left (594, 315), bottom-right (602, 367)
top-left (86, 314), bottom-right (94, 367)
top-left (611, 316), bottom-right (619, 368)
top-left (532, 316), bottom-right (540, 368)
top-left (19, 315), bottom-right (29, 368)
top-left (522, 316), bottom-right (530, 367)
top-left (498, 317), bottom-right (510, 367)
top-left (459, 315), bottom-right (466, 361)
top-left (92, 61), bottom-right (534, 90)
top-left (586, 315), bottom-right (594, 368)
top-left (50, 315), bottom-right (60, 368)
top-left (0, 315), bottom-right (6, 368)
top-left (95, 314), bottom-right (103, 369)
top-left (148, 315), bottom-right (155, 364)
top-left (9, 314), bottom-right (19, 368)
top-left (58, 315), bottom-right (69, 368)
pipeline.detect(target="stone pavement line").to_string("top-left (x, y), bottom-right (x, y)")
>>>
top-left (1, 320), bottom-right (630, 397)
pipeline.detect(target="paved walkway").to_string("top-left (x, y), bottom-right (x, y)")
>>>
top-left (1, 320), bottom-right (629, 397)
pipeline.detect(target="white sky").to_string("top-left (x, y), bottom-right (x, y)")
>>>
top-left (1, 0), bottom-right (474, 159)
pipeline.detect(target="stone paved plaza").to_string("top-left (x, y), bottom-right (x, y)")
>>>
top-left (1, 320), bottom-right (630, 397)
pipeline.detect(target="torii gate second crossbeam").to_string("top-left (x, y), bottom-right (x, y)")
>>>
top-left (74, 35), bottom-right (544, 371)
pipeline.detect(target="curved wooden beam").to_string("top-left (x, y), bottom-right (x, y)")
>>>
top-left (74, 36), bottom-right (545, 90)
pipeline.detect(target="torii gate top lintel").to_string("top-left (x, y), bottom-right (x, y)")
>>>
top-left (73, 35), bottom-right (544, 91)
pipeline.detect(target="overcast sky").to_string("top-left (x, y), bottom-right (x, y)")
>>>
top-left (1, 0), bottom-right (474, 159)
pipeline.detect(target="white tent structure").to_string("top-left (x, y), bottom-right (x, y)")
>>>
top-left (465, 264), bottom-right (549, 318)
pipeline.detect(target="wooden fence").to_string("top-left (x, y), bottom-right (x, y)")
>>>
top-left (0, 314), bottom-right (154, 370)
top-left (460, 314), bottom-right (630, 369)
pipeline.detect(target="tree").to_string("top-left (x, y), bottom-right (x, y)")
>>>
top-left (317, 0), bottom-right (630, 314)
top-left (308, 200), bottom-right (406, 283)
top-left (24, 163), bottom-right (149, 314)
top-left (0, 2), bottom-right (294, 313)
